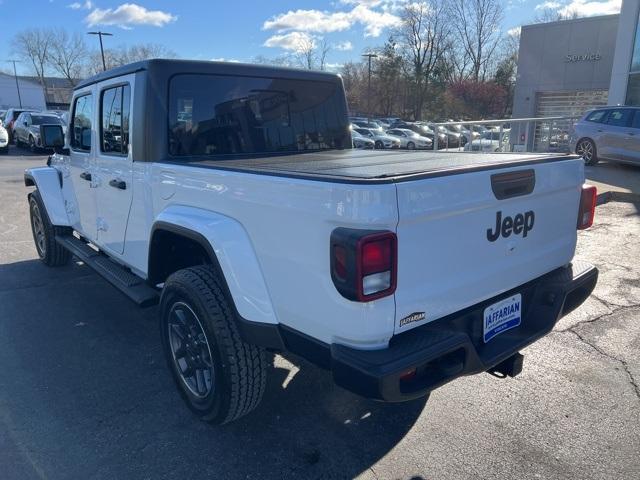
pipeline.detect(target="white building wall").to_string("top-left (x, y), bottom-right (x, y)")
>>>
top-left (0, 74), bottom-right (47, 110)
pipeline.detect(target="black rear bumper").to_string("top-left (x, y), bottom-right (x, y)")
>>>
top-left (329, 262), bottom-right (598, 402)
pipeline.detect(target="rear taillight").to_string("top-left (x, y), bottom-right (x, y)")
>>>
top-left (330, 228), bottom-right (397, 302)
top-left (577, 184), bottom-right (597, 230)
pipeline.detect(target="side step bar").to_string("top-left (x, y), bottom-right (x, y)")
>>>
top-left (55, 235), bottom-right (159, 307)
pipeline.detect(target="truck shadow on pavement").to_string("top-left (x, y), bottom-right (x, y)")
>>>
top-left (0, 259), bottom-right (428, 480)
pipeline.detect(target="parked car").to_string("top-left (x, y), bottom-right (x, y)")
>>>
top-left (2, 108), bottom-right (38, 143)
top-left (14, 112), bottom-right (66, 152)
top-left (28, 59), bottom-right (597, 425)
top-left (354, 127), bottom-right (400, 149)
top-left (393, 122), bottom-right (443, 148)
top-left (573, 106), bottom-right (640, 166)
top-left (352, 120), bottom-right (384, 132)
top-left (449, 124), bottom-right (480, 143)
top-left (351, 130), bottom-right (375, 149)
top-left (464, 130), bottom-right (511, 152)
top-left (0, 120), bottom-right (8, 154)
top-left (386, 128), bottom-right (433, 149)
top-left (434, 125), bottom-right (465, 148)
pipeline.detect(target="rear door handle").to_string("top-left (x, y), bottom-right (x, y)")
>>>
top-left (109, 179), bottom-right (127, 190)
top-left (79, 171), bottom-right (92, 181)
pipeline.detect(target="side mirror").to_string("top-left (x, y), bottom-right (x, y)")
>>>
top-left (40, 124), bottom-right (68, 154)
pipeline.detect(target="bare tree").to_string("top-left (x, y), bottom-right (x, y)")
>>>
top-left (295, 36), bottom-right (316, 70)
top-left (12, 29), bottom-right (53, 85)
top-left (534, 7), bottom-right (580, 23)
top-left (86, 43), bottom-right (177, 75)
top-left (318, 39), bottom-right (331, 71)
top-left (394, 0), bottom-right (451, 120)
top-left (48, 29), bottom-right (88, 85)
top-left (450, 0), bottom-right (503, 82)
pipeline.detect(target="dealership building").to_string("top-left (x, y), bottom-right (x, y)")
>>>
top-left (513, 0), bottom-right (640, 123)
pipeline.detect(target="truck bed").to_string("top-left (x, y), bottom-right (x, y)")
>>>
top-left (188, 150), bottom-right (574, 183)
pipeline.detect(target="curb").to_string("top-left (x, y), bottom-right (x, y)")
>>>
top-left (596, 191), bottom-right (640, 205)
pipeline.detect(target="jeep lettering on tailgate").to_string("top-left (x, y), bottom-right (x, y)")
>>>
top-left (487, 210), bottom-right (535, 242)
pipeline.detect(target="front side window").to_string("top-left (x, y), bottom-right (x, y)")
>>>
top-left (101, 84), bottom-right (131, 155)
top-left (168, 74), bottom-right (349, 157)
top-left (71, 94), bottom-right (93, 152)
top-left (606, 109), bottom-right (633, 127)
top-left (585, 110), bottom-right (607, 123)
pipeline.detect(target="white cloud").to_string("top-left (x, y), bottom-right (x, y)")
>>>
top-left (263, 5), bottom-right (400, 39)
top-left (68, 1), bottom-right (92, 9)
top-left (334, 40), bottom-right (354, 51)
top-left (211, 57), bottom-right (241, 63)
top-left (263, 32), bottom-right (316, 52)
top-left (324, 62), bottom-right (344, 71)
top-left (351, 4), bottom-right (401, 37)
top-left (535, 0), bottom-right (621, 16)
top-left (558, 0), bottom-right (621, 16)
top-left (507, 26), bottom-right (521, 37)
top-left (535, 1), bottom-right (562, 10)
top-left (340, 0), bottom-right (383, 6)
top-left (263, 9), bottom-right (351, 33)
top-left (86, 3), bottom-right (177, 28)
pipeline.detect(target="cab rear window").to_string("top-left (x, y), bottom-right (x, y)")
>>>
top-left (168, 74), bottom-right (350, 157)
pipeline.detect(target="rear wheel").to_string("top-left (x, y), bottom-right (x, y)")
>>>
top-left (407, 141), bottom-right (415, 150)
top-left (576, 138), bottom-right (598, 166)
top-left (29, 191), bottom-right (71, 266)
top-left (160, 265), bottom-right (268, 424)
top-left (29, 136), bottom-right (37, 153)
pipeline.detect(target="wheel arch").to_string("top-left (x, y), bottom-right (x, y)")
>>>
top-left (149, 210), bottom-right (282, 349)
top-left (24, 167), bottom-right (70, 226)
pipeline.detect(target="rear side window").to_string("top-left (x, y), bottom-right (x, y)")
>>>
top-left (606, 109), bottom-right (634, 127)
top-left (168, 74), bottom-right (350, 157)
top-left (100, 84), bottom-right (131, 155)
top-left (71, 94), bottom-right (93, 152)
top-left (631, 110), bottom-right (640, 129)
top-left (585, 110), bottom-right (607, 123)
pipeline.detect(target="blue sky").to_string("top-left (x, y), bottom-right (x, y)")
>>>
top-left (1, 0), bottom-right (623, 75)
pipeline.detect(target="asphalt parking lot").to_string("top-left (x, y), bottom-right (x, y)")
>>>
top-left (1, 147), bottom-right (639, 480)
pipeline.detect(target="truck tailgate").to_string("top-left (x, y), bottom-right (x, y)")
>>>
top-left (394, 157), bottom-right (584, 333)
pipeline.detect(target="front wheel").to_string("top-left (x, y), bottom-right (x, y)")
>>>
top-left (160, 265), bottom-right (268, 425)
top-left (29, 191), bottom-right (71, 266)
top-left (29, 136), bottom-right (38, 153)
top-left (576, 138), bottom-right (598, 166)
top-left (374, 140), bottom-right (384, 149)
top-left (407, 141), bottom-right (415, 150)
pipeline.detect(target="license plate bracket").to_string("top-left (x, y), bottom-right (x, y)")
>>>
top-left (483, 294), bottom-right (522, 343)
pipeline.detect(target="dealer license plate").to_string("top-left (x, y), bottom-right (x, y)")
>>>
top-left (483, 294), bottom-right (522, 343)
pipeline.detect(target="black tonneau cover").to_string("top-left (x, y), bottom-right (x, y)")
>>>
top-left (178, 150), bottom-right (576, 184)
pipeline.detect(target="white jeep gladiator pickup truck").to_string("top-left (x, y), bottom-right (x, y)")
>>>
top-left (26, 60), bottom-right (598, 425)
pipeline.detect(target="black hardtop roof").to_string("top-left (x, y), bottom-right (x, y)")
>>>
top-left (75, 58), bottom-right (343, 90)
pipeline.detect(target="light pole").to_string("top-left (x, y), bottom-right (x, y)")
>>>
top-left (6, 60), bottom-right (22, 108)
top-left (362, 53), bottom-right (378, 122)
top-left (88, 31), bottom-right (113, 71)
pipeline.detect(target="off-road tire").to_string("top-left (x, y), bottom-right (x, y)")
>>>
top-left (29, 191), bottom-right (71, 267)
top-left (160, 265), bottom-right (268, 425)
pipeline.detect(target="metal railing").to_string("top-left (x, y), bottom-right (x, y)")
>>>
top-left (421, 116), bottom-right (579, 153)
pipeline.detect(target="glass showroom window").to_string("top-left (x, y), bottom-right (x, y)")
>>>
top-left (627, 11), bottom-right (640, 105)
